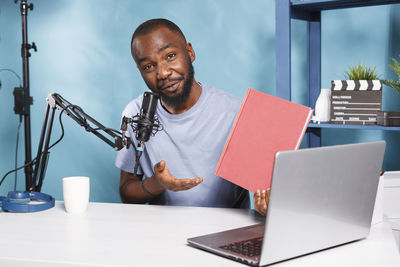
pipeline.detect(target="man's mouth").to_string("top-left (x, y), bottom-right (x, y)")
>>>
top-left (159, 79), bottom-right (183, 93)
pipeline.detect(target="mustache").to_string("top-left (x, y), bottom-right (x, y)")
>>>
top-left (157, 77), bottom-right (184, 91)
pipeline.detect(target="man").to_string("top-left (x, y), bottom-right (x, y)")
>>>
top-left (115, 18), bottom-right (269, 215)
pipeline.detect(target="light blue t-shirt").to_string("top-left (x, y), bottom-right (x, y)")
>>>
top-left (115, 84), bottom-right (249, 208)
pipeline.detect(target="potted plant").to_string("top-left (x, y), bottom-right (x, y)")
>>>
top-left (379, 55), bottom-right (400, 126)
top-left (344, 63), bottom-right (381, 81)
top-left (382, 55), bottom-right (400, 94)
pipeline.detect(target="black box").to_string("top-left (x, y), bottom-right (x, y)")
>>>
top-left (377, 111), bottom-right (400, 126)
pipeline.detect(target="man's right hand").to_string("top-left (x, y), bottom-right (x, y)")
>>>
top-left (153, 160), bottom-right (203, 192)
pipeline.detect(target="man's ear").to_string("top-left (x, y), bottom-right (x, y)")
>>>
top-left (187, 42), bottom-right (195, 63)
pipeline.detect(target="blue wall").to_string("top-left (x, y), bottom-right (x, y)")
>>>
top-left (1, 0), bottom-right (399, 202)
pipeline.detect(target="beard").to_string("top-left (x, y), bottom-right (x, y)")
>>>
top-left (156, 58), bottom-right (194, 108)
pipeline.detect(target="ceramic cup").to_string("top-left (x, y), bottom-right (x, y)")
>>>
top-left (62, 176), bottom-right (90, 214)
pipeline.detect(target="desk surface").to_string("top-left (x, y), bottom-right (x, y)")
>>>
top-left (0, 202), bottom-right (399, 267)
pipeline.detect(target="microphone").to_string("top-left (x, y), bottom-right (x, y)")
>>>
top-left (121, 91), bottom-right (162, 176)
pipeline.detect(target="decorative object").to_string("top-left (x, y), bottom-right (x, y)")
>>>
top-left (377, 111), bottom-right (400, 126)
top-left (330, 80), bottom-right (382, 125)
top-left (330, 64), bottom-right (383, 125)
top-left (314, 89), bottom-right (331, 123)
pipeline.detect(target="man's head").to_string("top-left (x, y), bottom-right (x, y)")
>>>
top-left (131, 19), bottom-right (195, 108)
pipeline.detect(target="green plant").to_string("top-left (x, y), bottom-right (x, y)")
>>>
top-left (382, 55), bottom-right (400, 94)
top-left (344, 63), bottom-right (381, 80)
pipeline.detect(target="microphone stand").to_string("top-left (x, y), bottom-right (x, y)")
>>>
top-left (14, 0), bottom-right (36, 191)
top-left (0, 93), bottom-right (131, 212)
top-left (31, 93), bottom-right (131, 192)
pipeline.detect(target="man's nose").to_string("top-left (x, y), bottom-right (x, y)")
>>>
top-left (157, 62), bottom-right (171, 80)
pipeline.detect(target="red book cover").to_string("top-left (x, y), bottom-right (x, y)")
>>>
top-left (215, 88), bottom-right (313, 192)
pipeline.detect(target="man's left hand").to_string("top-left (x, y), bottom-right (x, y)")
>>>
top-left (253, 189), bottom-right (270, 216)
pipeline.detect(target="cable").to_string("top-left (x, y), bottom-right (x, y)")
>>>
top-left (14, 117), bottom-right (23, 191)
top-left (0, 158), bottom-right (36, 188)
top-left (0, 69), bottom-right (24, 189)
top-left (0, 68), bottom-right (22, 88)
top-left (0, 105), bottom-right (69, 188)
top-left (48, 105), bottom-right (67, 150)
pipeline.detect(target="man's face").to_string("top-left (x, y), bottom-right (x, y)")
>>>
top-left (131, 27), bottom-right (195, 107)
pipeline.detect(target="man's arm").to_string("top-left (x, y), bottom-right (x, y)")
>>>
top-left (119, 160), bottom-right (203, 204)
top-left (119, 170), bottom-right (165, 203)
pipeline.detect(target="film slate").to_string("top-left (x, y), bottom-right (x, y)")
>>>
top-left (330, 80), bottom-right (382, 125)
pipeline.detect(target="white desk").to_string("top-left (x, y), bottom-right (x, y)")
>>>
top-left (0, 202), bottom-right (399, 267)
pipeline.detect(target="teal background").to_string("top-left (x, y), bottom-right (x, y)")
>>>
top-left (0, 0), bottom-right (399, 202)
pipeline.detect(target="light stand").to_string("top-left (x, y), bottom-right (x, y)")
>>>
top-left (13, 0), bottom-right (36, 191)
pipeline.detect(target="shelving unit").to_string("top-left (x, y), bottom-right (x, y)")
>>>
top-left (275, 0), bottom-right (400, 147)
top-left (308, 123), bottom-right (400, 131)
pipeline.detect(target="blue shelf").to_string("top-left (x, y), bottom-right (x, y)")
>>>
top-left (308, 123), bottom-right (400, 131)
top-left (276, 0), bottom-right (400, 147)
top-left (292, 0), bottom-right (400, 11)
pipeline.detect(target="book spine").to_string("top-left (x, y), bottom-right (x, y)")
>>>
top-left (215, 89), bottom-right (252, 174)
top-left (295, 109), bottom-right (313, 149)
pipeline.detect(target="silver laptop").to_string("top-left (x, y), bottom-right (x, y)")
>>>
top-left (187, 141), bottom-right (386, 266)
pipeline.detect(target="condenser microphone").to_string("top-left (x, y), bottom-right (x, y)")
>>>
top-left (121, 91), bottom-right (161, 176)
top-left (136, 91), bottom-right (159, 143)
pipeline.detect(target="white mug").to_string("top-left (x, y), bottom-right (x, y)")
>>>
top-left (62, 176), bottom-right (90, 214)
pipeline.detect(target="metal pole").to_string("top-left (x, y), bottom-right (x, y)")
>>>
top-left (18, 0), bottom-right (36, 191)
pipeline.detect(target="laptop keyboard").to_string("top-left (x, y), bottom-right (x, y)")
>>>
top-left (219, 237), bottom-right (263, 257)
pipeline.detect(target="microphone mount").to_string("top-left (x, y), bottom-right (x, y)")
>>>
top-left (120, 92), bottom-right (162, 176)
top-left (121, 114), bottom-right (162, 143)
top-left (30, 93), bottom-right (132, 192)
top-left (121, 114), bottom-right (162, 176)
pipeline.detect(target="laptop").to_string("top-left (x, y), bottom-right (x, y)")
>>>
top-left (187, 141), bottom-right (386, 266)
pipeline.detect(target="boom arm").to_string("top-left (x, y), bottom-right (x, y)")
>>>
top-left (30, 93), bottom-right (131, 191)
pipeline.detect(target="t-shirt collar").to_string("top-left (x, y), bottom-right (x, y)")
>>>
top-left (157, 83), bottom-right (207, 120)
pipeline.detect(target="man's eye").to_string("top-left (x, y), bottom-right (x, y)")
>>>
top-left (167, 53), bottom-right (176, 59)
top-left (143, 64), bottom-right (153, 71)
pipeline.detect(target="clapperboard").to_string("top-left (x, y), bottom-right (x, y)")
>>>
top-left (330, 80), bottom-right (382, 125)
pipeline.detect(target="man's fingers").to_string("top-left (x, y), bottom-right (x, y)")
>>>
top-left (254, 190), bottom-right (259, 206)
top-left (156, 160), bottom-right (165, 171)
top-left (261, 190), bottom-right (266, 200)
top-left (262, 188), bottom-right (270, 213)
top-left (176, 177), bottom-right (200, 187)
top-left (254, 189), bottom-right (269, 216)
top-left (170, 177), bottom-right (203, 191)
top-left (262, 199), bottom-right (267, 210)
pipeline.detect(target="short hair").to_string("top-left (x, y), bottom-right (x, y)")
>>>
top-left (131, 18), bottom-right (187, 48)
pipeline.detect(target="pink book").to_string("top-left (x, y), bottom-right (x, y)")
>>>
top-left (215, 88), bottom-right (313, 192)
